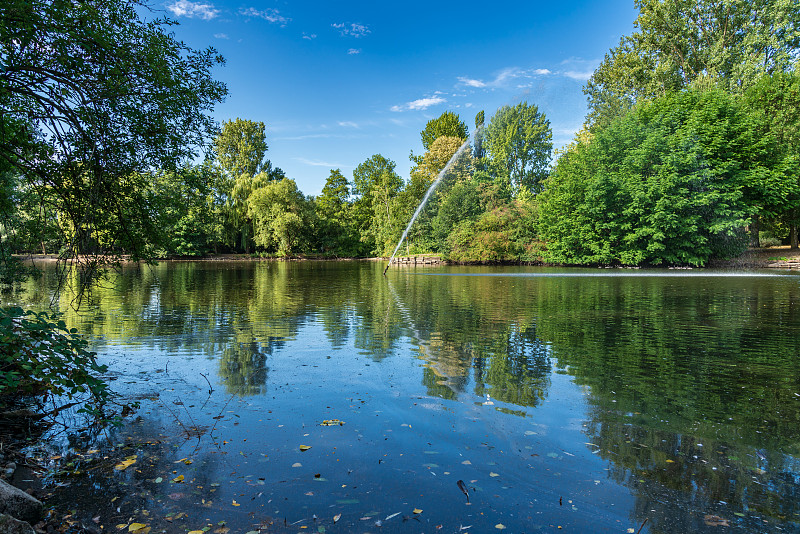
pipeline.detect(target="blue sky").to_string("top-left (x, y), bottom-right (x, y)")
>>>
top-left (159, 0), bottom-right (638, 195)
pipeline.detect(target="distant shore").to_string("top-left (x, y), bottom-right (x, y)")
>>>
top-left (16, 246), bottom-right (800, 269)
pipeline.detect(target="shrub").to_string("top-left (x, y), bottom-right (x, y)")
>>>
top-left (0, 307), bottom-right (109, 414)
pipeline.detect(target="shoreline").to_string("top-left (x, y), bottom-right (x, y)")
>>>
top-left (15, 246), bottom-right (800, 270)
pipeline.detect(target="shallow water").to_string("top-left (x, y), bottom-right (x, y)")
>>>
top-left (7, 261), bottom-right (800, 533)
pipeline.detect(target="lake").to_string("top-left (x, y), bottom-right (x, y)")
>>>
top-left (7, 260), bottom-right (800, 533)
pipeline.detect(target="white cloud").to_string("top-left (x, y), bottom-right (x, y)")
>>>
top-left (240, 7), bottom-right (290, 26)
top-left (347, 48), bottom-right (361, 55)
top-left (166, 0), bottom-right (220, 20)
top-left (302, 32), bottom-right (317, 40)
top-left (214, 33), bottom-right (229, 39)
top-left (332, 22), bottom-right (371, 38)
top-left (296, 157), bottom-right (346, 168)
top-left (338, 121), bottom-right (359, 128)
top-left (391, 95), bottom-right (447, 112)
top-left (457, 76), bottom-right (487, 88)
top-left (563, 70), bottom-right (593, 81)
top-left (457, 67), bottom-right (551, 90)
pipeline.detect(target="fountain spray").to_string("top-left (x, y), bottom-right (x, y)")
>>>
top-left (383, 127), bottom-right (481, 275)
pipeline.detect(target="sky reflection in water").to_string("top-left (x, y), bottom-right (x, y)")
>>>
top-left (8, 261), bottom-right (800, 533)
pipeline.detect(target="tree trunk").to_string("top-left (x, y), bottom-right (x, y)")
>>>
top-left (791, 224), bottom-right (798, 250)
top-left (749, 215), bottom-right (760, 248)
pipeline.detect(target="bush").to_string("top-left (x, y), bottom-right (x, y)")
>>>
top-left (0, 307), bottom-right (109, 413)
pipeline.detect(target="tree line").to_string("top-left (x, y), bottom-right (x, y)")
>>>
top-left (2, 0), bottom-right (800, 283)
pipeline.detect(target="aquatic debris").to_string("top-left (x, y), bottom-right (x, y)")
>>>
top-left (320, 419), bottom-right (345, 426)
top-left (457, 479), bottom-right (470, 503)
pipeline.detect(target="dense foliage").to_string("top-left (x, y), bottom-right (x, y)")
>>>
top-left (0, 307), bottom-right (109, 412)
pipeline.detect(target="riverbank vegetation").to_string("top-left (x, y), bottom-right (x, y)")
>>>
top-left (3, 1), bottom-right (799, 278)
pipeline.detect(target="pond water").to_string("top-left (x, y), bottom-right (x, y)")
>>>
top-left (6, 261), bottom-right (800, 533)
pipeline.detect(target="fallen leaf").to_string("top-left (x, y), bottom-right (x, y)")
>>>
top-left (320, 419), bottom-right (345, 426)
top-left (299, 445), bottom-right (312, 451)
top-left (114, 455), bottom-right (137, 471)
top-left (172, 474), bottom-right (184, 483)
top-left (703, 515), bottom-right (730, 527)
top-left (413, 508), bottom-right (423, 514)
top-left (292, 462), bottom-right (302, 467)
top-left (333, 514), bottom-right (341, 523)
top-left (461, 460), bottom-right (471, 465)
top-left (489, 472), bottom-right (500, 477)
top-left (128, 524), bottom-right (148, 533)
top-left (232, 500), bottom-right (240, 507)
top-left (385, 512), bottom-right (401, 520)
top-left (154, 477), bottom-right (163, 483)
top-left (495, 524), bottom-right (506, 529)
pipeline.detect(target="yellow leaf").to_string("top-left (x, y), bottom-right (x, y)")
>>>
top-left (114, 455), bottom-right (138, 471)
top-left (232, 500), bottom-right (240, 507)
top-left (116, 525), bottom-right (128, 530)
top-left (495, 523), bottom-right (506, 529)
top-left (172, 474), bottom-right (184, 483)
top-left (128, 524), bottom-right (148, 532)
top-left (489, 472), bottom-right (500, 477)
top-left (299, 445), bottom-right (312, 451)
top-left (188, 531), bottom-right (205, 534)
top-left (666, 459), bottom-right (675, 463)
top-left (333, 513), bottom-right (341, 523)
top-left (320, 419), bottom-right (345, 426)
top-left (413, 508), bottom-right (423, 514)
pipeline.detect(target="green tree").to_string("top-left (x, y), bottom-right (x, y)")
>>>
top-left (585, 0), bottom-right (800, 130)
top-left (213, 119), bottom-right (268, 180)
top-left (315, 169), bottom-right (360, 256)
top-left (743, 71), bottom-right (800, 248)
top-left (420, 111), bottom-right (469, 151)
top-left (540, 89), bottom-right (766, 266)
top-left (0, 0), bottom-right (226, 281)
top-left (484, 102), bottom-right (552, 194)
top-left (351, 154), bottom-right (401, 254)
top-left (248, 178), bottom-right (311, 256)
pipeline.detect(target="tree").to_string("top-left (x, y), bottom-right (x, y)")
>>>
top-left (585, 0), bottom-right (800, 130)
top-left (744, 71), bottom-right (800, 248)
top-left (420, 111), bottom-right (469, 151)
top-left (540, 89), bottom-right (767, 266)
top-left (248, 179), bottom-right (311, 256)
top-left (213, 119), bottom-right (268, 180)
top-left (484, 102), bottom-right (552, 194)
top-left (0, 0), bottom-right (226, 282)
top-left (351, 154), bottom-right (401, 254)
top-left (315, 169), bottom-right (360, 256)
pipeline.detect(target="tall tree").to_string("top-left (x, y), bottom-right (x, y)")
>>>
top-left (585, 0), bottom-right (800, 130)
top-left (351, 154), bottom-right (401, 254)
top-left (743, 70), bottom-right (800, 248)
top-left (0, 0), bottom-right (226, 283)
top-left (213, 119), bottom-right (268, 180)
top-left (484, 102), bottom-right (552, 194)
top-left (420, 111), bottom-right (469, 151)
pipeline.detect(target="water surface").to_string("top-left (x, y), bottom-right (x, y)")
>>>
top-left (7, 261), bottom-right (800, 533)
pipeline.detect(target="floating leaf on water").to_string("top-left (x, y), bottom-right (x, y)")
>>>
top-left (232, 500), bottom-right (240, 506)
top-left (114, 455), bottom-right (137, 471)
top-left (413, 508), bottom-right (423, 514)
top-left (299, 445), bottom-right (312, 451)
top-left (495, 524), bottom-right (506, 529)
top-left (188, 531), bottom-right (205, 534)
top-left (385, 512), bottom-right (401, 520)
top-left (172, 474), bottom-right (184, 483)
top-left (128, 524), bottom-right (148, 533)
top-left (320, 419), bottom-right (345, 426)
top-left (524, 431), bottom-right (536, 436)
top-left (333, 513), bottom-right (341, 523)
top-left (461, 460), bottom-right (471, 465)
top-left (292, 463), bottom-right (302, 467)
top-left (666, 459), bottom-right (675, 463)
top-left (489, 472), bottom-right (500, 477)
top-left (546, 452), bottom-right (559, 459)
top-left (154, 477), bottom-right (163, 483)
